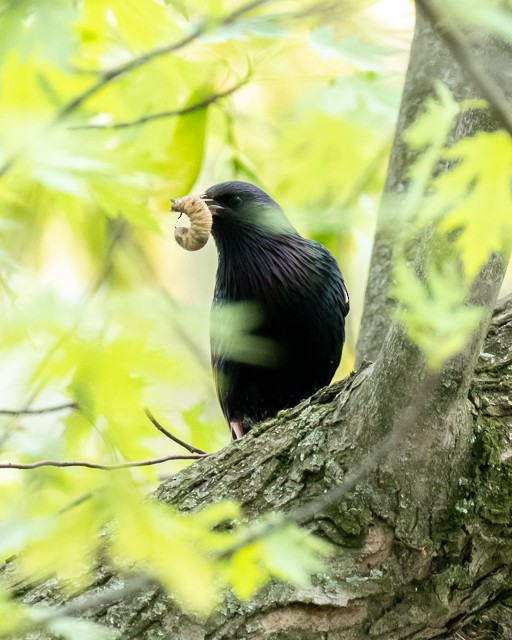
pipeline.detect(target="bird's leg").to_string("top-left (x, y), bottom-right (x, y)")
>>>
top-left (230, 421), bottom-right (244, 440)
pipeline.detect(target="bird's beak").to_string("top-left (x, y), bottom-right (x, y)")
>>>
top-left (201, 195), bottom-right (223, 216)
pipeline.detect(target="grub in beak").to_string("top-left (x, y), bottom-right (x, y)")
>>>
top-left (171, 195), bottom-right (213, 251)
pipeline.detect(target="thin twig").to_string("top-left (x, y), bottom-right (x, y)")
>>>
top-left (0, 402), bottom-right (78, 416)
top-left (0, 453), bottom-right (205, 471)
top-left (416, 0), bottom-right (512, 137)
top-left (70, 81), bottom-right (247, 131)
top-left (145, 408), bottom-right (207, 455)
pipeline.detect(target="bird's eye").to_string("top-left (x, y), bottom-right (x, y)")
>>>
top-left (230, 195), bottom-right (242, 206)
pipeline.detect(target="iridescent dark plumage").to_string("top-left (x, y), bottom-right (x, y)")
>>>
top-left (204, 181), bottom-right (349, 439)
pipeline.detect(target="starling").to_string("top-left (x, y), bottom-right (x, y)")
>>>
top-left (201, 181), bottom-right (349, 440)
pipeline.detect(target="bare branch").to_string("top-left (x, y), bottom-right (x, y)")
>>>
top-left (145, 408), bottom-right (207, 455)
top-left (0, 453), bottom-right (206, 471)
top-left (69, 81), bottom-right (247, 131)
top-left (416, 0), bottom-right (512, 137)
top-left (0, 402), bottom-right (78, 416)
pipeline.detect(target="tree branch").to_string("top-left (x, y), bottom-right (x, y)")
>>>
top-left (69, 81), bottom-right (247, 131)
top-left (217, 369), bottom-right (438, 559)
top-left (145, 408), bottom-right (207, 455)
top-left (0, 0), bottom-right (273, 177)
top-left (0, 402), bottom-right (78, 416)
top-left (0, 453), bottom-right (206, 471)
top-left (59, 0), bottom-right (270, 121)
top-left (416, 0), bottom-right (512, 137)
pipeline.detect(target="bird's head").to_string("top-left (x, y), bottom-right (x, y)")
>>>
top-left (202, 181), bottom-right (296, 240)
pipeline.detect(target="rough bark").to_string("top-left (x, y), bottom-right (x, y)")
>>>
top-left (5, 295), bottom-right (512, 640)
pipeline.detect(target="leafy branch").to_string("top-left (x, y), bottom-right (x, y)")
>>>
top-left (0, 405), bottom-right (207, 461)
top-left (69, 79), bottom-right (248, 131)
top-left (0, 0), bottom-right (273, 176)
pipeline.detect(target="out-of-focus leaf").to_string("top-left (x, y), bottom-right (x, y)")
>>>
top-left (162, 88), bottom-right (210, 197)
top-left (106, 475), bottom-right (219, 615)
top-left (438, 131), bottom-right (512, 278)
top-left (204, 16), bottom-right (289, 43)
top-left (317, 74), bottom-right (401, 127)
top-left (272, 113), bottom-right (384, 207)
top-left (0, 1), bottom-right (77, 67)
top-left (393, 260), bottom-right (483, 369)
top-left (309, 26), bottom-right (394, 72)
top-left (211, 301), bottom-right (282, 366)
top-left (260, 526), bottom-right (330, 584)
top-left (404, 83), bottom-right (459, 151)
top-left (444, 0), bottom-right (512, 43)
top-left (224, 522), bottom-right (331, 600)
top-left (47, 617), bottom-right (120, 640)
top-left (0, 589), bottom-right (26, 634)
top-left (19, 493), bottom-right (100, 586)
top-left (76, 0), bottom-right (180, 68)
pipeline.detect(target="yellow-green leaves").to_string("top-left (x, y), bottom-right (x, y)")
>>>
top-left (76, 0), bottom-right (181, 69)
top-left (0, 0), bottom-right (425, 628)
top-left (211, 302), bottom-right (282, 367)
top-left (393, 260), bottom-right (483, 370)
top-left (394, 84), bottom-right (512, 369)
top-left (308, 25), bottom-right (393, 73)
top-left (163, 88), bottom-right (210, 196)
top-left (221, 520), bottom-right (331, 601)
top-left (404, 85), bottom-right (512, 281)
top-left (439, 131), bottom-right (512, 278)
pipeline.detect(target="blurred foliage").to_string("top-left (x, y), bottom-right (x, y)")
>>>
top-left (0, 0), bottom-right (410, 629)
top-left (392, 83), bottom-right (512, 368)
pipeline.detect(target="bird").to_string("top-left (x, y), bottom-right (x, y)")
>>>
top-left (202, 181), bottom-right (349, 440)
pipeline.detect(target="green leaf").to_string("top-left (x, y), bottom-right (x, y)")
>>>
top-left (444, 0), bottom-right (512, 43)
top-left (309, 26), bottom-right (394, 72)
top-left (438, 131), bottom-right (512, 278)
top-left (211, 301), bottom-right (282, 366)
top-left (404, 83), bottom-right (459, 150)
top-left (0, 589), bottom-right (26, 634)
top-left (204, 16), bottom-right (289, 42)
top-left (393, 260), bottom-right (483, 369)
top-left (260, 526), bottom-right (330, 584)
top-left (164, 88), bottom-right (210, 196)
top-left (317, 74), bottom-right (401, 127)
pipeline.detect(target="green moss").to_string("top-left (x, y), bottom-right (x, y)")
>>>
top-left (474, 416), bottom-right (505, 467)
top-left (472, 416), bottom-right (512, 527)
top-left (479, 465), bottom-right (512, 525)
top-left (325, 501), bottom-right (373, 543)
